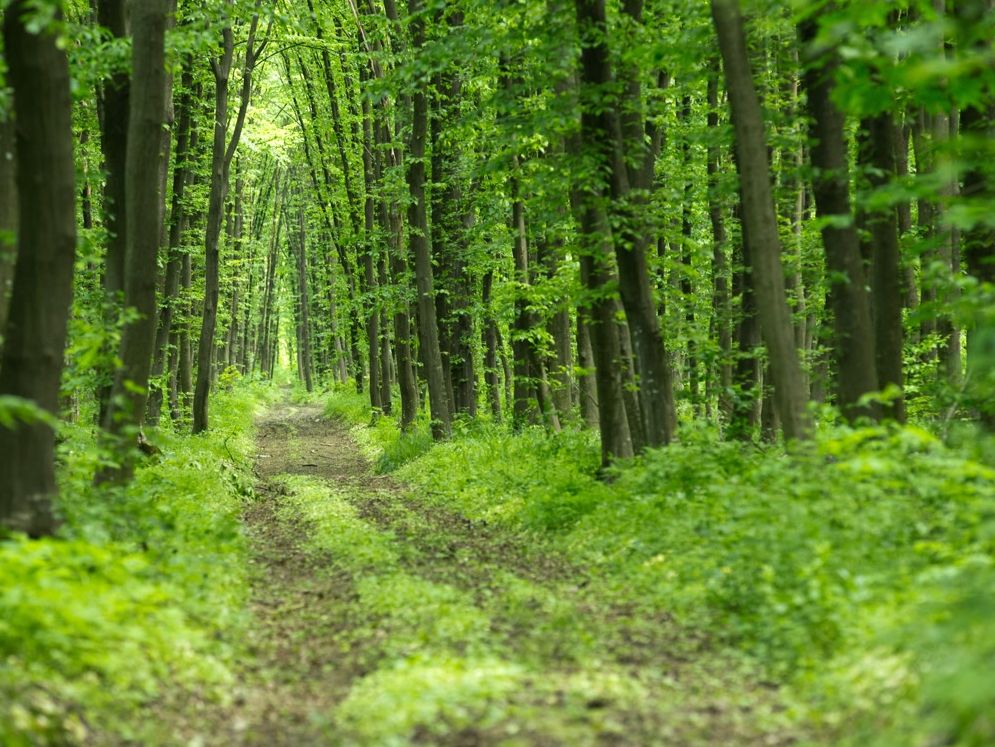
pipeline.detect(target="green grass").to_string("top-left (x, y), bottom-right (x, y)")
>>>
top-left (0, 383), bottom-right (269, 745)
top-left (328, 389), bottom-right (995, 747)
top-left (272, 459), bottom-right (758, 746)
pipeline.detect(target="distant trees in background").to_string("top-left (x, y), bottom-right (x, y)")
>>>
top-left (1, 0), bottom-right (993, 533)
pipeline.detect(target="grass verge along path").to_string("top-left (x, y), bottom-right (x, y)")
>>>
top-left (190, 395), bottom-right (795, 746)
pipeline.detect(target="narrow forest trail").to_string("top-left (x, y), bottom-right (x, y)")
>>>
top-left (179, 397), bottom-right (797, 746)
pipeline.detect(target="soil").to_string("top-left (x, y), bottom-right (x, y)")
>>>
top-left (169, 398), bottom-right (797, 747)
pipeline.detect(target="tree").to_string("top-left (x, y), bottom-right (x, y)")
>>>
top-left (574, 0), bottom-right (675, 449)
top-left (0, 109), bottom-right (15, 344)
top-left (406, 0), bottom-right (452, 440)
top-left (711, 0), bottom-right (811, 441)
top-left (98, 0), bottom-right (173, 482)
top-left (193, 3), bottom-right (266, 434)
top-left (0, 0), bottom-right (77, 535)
top-left (798, 14), bottom-right (880, 421)
top-left (94, 0), bottom-right (130, 423)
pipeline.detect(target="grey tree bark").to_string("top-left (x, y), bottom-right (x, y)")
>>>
top-left (0, 2), bottom-right (77, 536)
top-left (712, 0), bottom-right (811, 440)
top-left (193, 6), bottom-right (265, 433)
top-left (98, 0), bottom-right (173, 483)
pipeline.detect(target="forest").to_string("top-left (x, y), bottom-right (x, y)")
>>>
top-left (1, 0), bottom-right (994, 743)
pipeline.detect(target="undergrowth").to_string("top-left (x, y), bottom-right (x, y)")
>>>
top-left (0, 382), bottom-right (270, 744)
top-left (273, 469), bottom-right (779, 746)
top-left (326, 388), bottom-right (995, 747)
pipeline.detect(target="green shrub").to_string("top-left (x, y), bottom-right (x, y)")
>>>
top-left (322, 387), bottom-right (995, 745)
top-left (332, 655), bottom-right (526, 747)
top-left (0, 385), bottom-right (263, 744)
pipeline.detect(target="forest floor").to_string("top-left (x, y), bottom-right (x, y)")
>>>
top-left (174, 396), bottom-right (797, 746)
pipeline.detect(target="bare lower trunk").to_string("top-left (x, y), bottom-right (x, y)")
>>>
top-left (193, 13), bottom-right (261, 434)
top-left (713, 0), bottom-right (810, 440)
top-left (576, 309), bottom-right (599, 428)
top-left (0, 2), bottom-right (76, 535)
top-left (860, 114), bottom-right (906, 422)
top-left (799, 17), bottom-right (879, 420)
top-left (95, 0), bottom-right (130, 423)
top-left (407, 0), bottom-right (451, 439)
top-left (706, 72), bottom-right (733, 421)
top-left (482, 270), bottom-right (502, 421)
top-left (0, 113), bottom-right (16, 344)
top-left (147, 70), bottom-right (194, 427)
top-left (98, 0), bottom-right (172, 483)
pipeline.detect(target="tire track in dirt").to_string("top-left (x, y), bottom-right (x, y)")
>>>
top-left (173, 399), bottom-right (796, 746)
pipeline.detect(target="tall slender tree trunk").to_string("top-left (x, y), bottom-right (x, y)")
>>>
top-left (550, 309), bottom-right (573, 419)
top-left (95, 0), bottom-right (130, 423)
top-left (956, 0), bottom-right (995, 428)
top-left (193, 10), bottom-right (262, 434)
top-left (171, 252), bottom-right (194, 419)
top-left (0, 1), bottom-right (76, 536)
top-left (712, 0), bottom-right (811, 440)
top-left (575, 0), bottom-right (675, 449)
top-left (576, 309), bottom-right (600, 428)
top-left (911, 109), bottom-right (938, 345)
top-left (931, 1), bottom-right (962, 384)
top-left (0, 112), bottom-right (16, 344)
top-left (860, 114), bottom-right (906, 422)
top-left (677, 95), bottom-right (699, 409)
top-left (407, 0), bottom-right (452, 440)
top-left (293, 202), bottom-right (314, 392)
top-left (258, 200), bottom-right (283, 377)
top-left (148, 68), bottom-right (194, 426)
top-left (893, 121), bottom-right (920, 315)
top-left (706, 72), bottom-right (733, 421)
top-left (509, 158), bottom-right (538, 427)
top-left (225, 168), bottom-right (245, 370)
top-left (482, 269), bottom-right (502, 421)
top-left (98, 0), bottom-right (172, 483)
top-left (728, 238), bottom-right (762, 439)
top-left (360, 76), bottom-right (382, 413)
top-left (798, 17), bottom-right (879, 420)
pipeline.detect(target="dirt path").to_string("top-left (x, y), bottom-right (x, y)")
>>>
top-left (180, 399), bottom-right (795, 746)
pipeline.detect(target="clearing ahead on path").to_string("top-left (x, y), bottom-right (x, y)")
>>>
top-left (181, 398), bottom-right (793, 746)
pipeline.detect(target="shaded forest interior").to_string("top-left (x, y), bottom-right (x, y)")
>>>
top-left (1, 0), bottom-right (995, 744)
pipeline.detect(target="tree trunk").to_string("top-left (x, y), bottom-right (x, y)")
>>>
top-left (510, 158), bottom-right (538, 428)
top-left (293, 202), bottom-right (314, 392)
top-left (956, 0), bottom-right (995, 428)
top-left (911, 108), bottom-right (938, 345)
top-left (576, 309), bottom-right (599, 428)
top-left (482, 270), bottom-right (502, 421)
top-left (0, 2), bottom-right (76, 536)
top-left (98, 0), bottom-right (171, 482)
top-left (193, 12), bottom-right (261, 434)
top-left (677, 95), bottom-right (699, 410)
top-left (360, 75), bottom-right (382, 413)
top-left (0, 112), bottom-right (16, 344)
top-left (893, 120), bottom-right (920, 315)
top-left (860, 113), bottom-right (906, 422)
top-left (575, 0), bottom-right (675, 448)
top-left (258, 197), bottom-right (283, 376)
top-left (148, 68), bottom-right (194, 426)
top-left (551, 309), bottom-right (573, 419)
top-left (226, 168), bottom-right (245, 370)
top-left (172, 251), bottom-right (194, 419)
top-left (95, 0), bottom-right (130, 423)
top-left (407, 0), bottom-right (452, 440)
top-left (728, 238), bottom-right (762, 439)
top-left (706, 72), bottom-right (733, 421)
top-left (798, 17), bottom-right (880, 420)
top-left (712, 0), bottom-right (811, 440)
